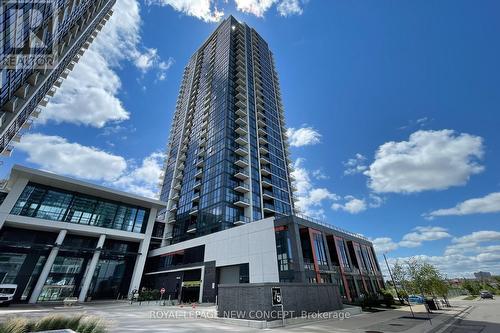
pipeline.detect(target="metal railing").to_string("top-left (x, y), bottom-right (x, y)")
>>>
top-left (289, 212), bottom-right (369, 241)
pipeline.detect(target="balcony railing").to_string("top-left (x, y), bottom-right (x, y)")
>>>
top-left (283, 212), bottom-right (369, 242)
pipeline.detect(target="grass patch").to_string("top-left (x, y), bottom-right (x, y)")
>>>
top-left (463, 295), bottom-right (477, 300)
top-left (0, 315), bottom-right (106, 333)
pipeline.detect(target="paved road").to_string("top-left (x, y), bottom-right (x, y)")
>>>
top-left (441, 297), bottom-right (500, 333)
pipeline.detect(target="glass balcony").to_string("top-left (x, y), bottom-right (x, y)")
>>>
top-left (261, 177), bottom-right (273, 188)
top-left (263, 203), bottom-right (275, 213)
top-left (235, 117), bottom-right (247, 126)
top-left (193, 180), bottom-right (202, 190)
top-left (233, 215), bottom-right (250, 226)
top-left (235, 126), bottom-right (248, 136)
top-left (187, 224), bottom-right (197, 233)
top-left (262, 189), bottom-right (274, 199)
top-left (235, 146), bottom-right (249, 156)
top-left (235, 170), bottom-right (249, 180)
top-left (189, 206), bottom-right (199, 215)
top-left (261, 165), bottom-right (271, 176)
top-left (234, 182), bottom-right (250, 193)
top-left (235, 136), bottom-right (248, 146)
top-left (235, 157), bottom-right (249, 168)
top-left (235, 100), bottom-right (246, 109)
top-left (236, 108), bottom-right (247, 117)
top-left (169, 204), bottom-right (177, 212)
top-left (260, 156), bottom-right (271, 165)
top-left (234, 197), bottom-right (250, 208)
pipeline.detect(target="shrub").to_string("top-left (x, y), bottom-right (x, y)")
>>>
top-left (0, 315), bottom-right (106, 333)
top-left (0, 317), bottom-right (32, 333)
top-left (77, 316), bottom-right (106, 333)
top-left (361, 293), bottom-right (379, 309)
top-left (381, 291), bottom-right (395, 308)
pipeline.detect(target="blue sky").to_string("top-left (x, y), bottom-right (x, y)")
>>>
top-left (2, 0), bottom-right (500, 277)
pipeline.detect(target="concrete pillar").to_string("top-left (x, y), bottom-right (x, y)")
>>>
top-left (290, 221), bottom-right (306, 282)
top-left (198, 265), bottom-right (205, 303)
top-left (78, 234), bottom-right (106, 302)
top-left (29, 229), bottom-right (67, 304)
top-left (128, 208), bottom-right (157, 295)
top-left (0, 177), bottom-right (29, 231)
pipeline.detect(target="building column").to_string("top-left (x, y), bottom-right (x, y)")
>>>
top-left (78, 234), bottom-right (106, 302)
top-left (128, 208), bottom-right (157, 295)
top-left (29, 229), bottom-right (67, 304)
top-left (289, 221), bottom-right (306, 282)
top-left (0, 177), bottom-right (29, 231)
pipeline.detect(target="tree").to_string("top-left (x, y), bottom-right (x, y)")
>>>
top-left (391, 257), bottom-right (449, 299)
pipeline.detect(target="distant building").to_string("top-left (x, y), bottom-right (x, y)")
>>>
top-left (474, 271), bottom-right (492, 280)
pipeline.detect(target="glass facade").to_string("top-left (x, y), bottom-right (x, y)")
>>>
top-left (0, 227), bottom-right (140, 303)
top-left (11, 182), bottom-right (150, 233)
top-left (159, 16), bottom-right (294, 245)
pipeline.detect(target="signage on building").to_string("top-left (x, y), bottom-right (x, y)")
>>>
top-left (271, 287), bottom-right (282, 306)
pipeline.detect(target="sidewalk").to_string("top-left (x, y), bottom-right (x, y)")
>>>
top-left (270, 304), bottom-right (469, 333)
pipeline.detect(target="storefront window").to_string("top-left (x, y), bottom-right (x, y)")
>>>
top-left (20, 256), bottom-right (47, 301)
top-left (38, 257), bottom-right (86, 302)
top-left (0, 253), bottom-right (27, 284)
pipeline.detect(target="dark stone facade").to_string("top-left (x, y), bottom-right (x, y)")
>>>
top-left (217, 283), bottom-right (343, 321)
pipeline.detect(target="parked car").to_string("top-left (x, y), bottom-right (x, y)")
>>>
top-left (480, 291), bottom-right (494, 299)
top-left (408, 295), bottom-right (425, 304)
top-left (0, 284), bottom-right (17, 307)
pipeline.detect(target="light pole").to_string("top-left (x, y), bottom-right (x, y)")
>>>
top-left (384, 253), bottom-right (415, 318)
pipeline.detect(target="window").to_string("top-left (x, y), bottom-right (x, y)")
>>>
top-left (11, 183), bottom-right (150, 234)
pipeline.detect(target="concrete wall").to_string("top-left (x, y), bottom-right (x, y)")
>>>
top-left (218, 283), bottom-right (343, 321)
top-left (149, 217), bottom-right (279, 283)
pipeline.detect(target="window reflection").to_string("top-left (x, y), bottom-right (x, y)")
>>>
top-left (11, 183), bottom-right (150, 234)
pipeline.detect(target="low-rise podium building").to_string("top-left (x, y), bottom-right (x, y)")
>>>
top-left (0, 165), bottom-right (165, 304)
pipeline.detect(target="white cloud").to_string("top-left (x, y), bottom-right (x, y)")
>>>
top-left (380, 230), bottom-right (500, 277)
top-left (113, 152), bottom-right (164, 198)
top-left (146, 0), bottom-right (224, 22)
top-left (234, 0), bottom-right (277, 17)
top-left (16, 134), bottom-right (127, 182)
top-left (277, 0), bottom-right (304, 16)
top-left (332, 196), bottom-right (367, 214)
top-left (364, 130), bottom-right (484, 193)
top-left (293, 159), bottom-right (373, 216)
top-left (312, 169), bottom-right (329, 180)
top-left (453, 230), bottom-right (500, 245)
top-left (287, 126), bottom-right (321, 147)
top-left (234, 0), bottom-right (306, 17)
top-left (425, 192), bottom-right (500, 219)
top-left (343, 153), bottom-right (367, 176)
top-left (292, 158), bottom-right (338, 218)
top-left (39, 0), bottom-right (172, 128)
top-left (15, 133), bottom-right (163, 198)
top-left (399, 226), bottom-right (451, 248)
top-left (368, 194), bottom-right (384, 208)
top-left (372, 237), bottom-right (399, 254)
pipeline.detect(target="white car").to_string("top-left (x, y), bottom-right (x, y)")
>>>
top-left (0, 284), bottom-right (17, 306)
